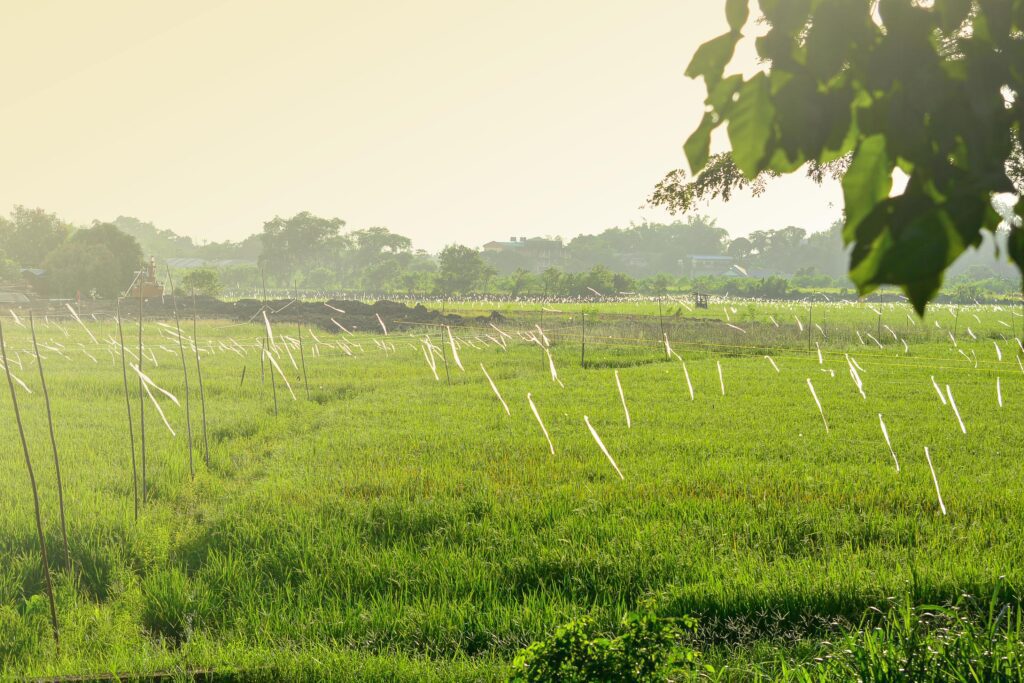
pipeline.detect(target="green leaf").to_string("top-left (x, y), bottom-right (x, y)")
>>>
top-left (903, 275), bottom-right (945, 316)
top-left (706, 74), bottom-right (743, 111)
top-left (978, 0), bottom-right (1014, 46)
top-left (759, 0), bottom-right (813, 32)
top-left (805, 0), bottom-right (864, 80)
top-left (671, 0), bottom-right (1024, 312)
top-left (726, 74), bottom-right (775, 177)
top-left (935, 0), bottom-right (972, 32)
top-left (847, 194), bottom-right (952, 314)
top-left (842, 135), bottom-right (892, 241)
top-left (685, 32), bottom-right (741, 88)
top-left (820, 88), bottom-right (869, 164)
top-left (1010, 198), bottom-right (1024, 273)
top-left (942, 191), bottom-right (999, 247)
top-left (848, 184), bottom-right (989, 314)
top-left (847, 206), bottom-right (893, 287)
top-left (684, 112), bottom-right (717, 174)
top-left (726, 0), bottom-right (750, 31)
top-left (1009, 226), bottom-right (1024, 273)
top-left (771, 73), bottom-right (853, 168)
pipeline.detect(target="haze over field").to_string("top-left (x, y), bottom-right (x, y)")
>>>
top-left (3, 3), bottom-right (1024, 680)
top-left (0, 1), bottom-right (842, 250)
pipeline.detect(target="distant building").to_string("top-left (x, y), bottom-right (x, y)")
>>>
top-left (481, 237), bottom-right (564, 272)
top-left (0, 291), bottom-right (30, 304)
top-left (166, 257), bottom-right (256, 270)
top-left (19, 269), bottom-right (46, 294)
top-left (687, 254), bottom-right (741, 277)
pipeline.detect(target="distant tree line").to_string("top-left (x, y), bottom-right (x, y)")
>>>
top-left (0, 207), bottom-right (143, 298)
top-left (0, 205), bottom-right (1018, 301)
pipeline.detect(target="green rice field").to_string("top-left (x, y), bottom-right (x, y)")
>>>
top-left (1, 299), bottom-right (1023, 679)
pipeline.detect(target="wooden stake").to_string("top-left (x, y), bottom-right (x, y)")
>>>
top-left (580, 312), bottom-right (586, 368)
top-left (540, 308), bottom-right (545, 370)
top-left (29, 313), bottom-right (71, 572)
top-left (439, 326), bottom-right (451, 386)
top-left (139, 271), bottom-right (147, 504)
top-left (116, 301), bottom-right (139, 520)
top-left (298, 323), bottom-right (310, 400)
top-left (658, 298), bottom-right (668, 359)
top-left (808, 305), bottom-right (813, 352)
top-left (192, 286), bottom-right (210, 466)
top-left (295, 282), bottom-right (309, 400)
top-left (261, 271), bottom-right (278, 415)
top-left (166, 267), bottom-right (194, 479)
top-left (0, 318), bottom-right (59, 646)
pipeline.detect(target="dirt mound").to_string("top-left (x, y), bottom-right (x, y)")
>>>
top-left (129, 297), bottom-right (503, 333)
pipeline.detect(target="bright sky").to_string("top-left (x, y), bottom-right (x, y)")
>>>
top-left (0, 1), bottom-right (842, 252)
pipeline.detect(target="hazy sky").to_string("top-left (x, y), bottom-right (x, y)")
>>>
top-left (1, 1), bottom-right (842, 252)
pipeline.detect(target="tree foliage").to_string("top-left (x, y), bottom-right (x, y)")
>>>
top-left (112, 216), bottom-right (196, 258)
top-left (564, 219), bottom-right (729, 275)
top-left (41, 223), bottom-right (142, 298)
top-left (0, 206), bottom-right (72, 268)
top-left (437, 245), bottom-right (489, 294)
top-left (259, 212), bottom-right (347, 281)
top-left (657, 0), bottom-right (1024, 313)
top-left (179, 269), bottom-right (222, 297)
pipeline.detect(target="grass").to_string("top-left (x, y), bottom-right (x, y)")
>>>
top-left (0, 300), bottom-right (1022, 679)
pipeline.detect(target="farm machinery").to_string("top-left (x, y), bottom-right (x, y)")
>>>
top-left (124, 257), bottom-right (164, 299)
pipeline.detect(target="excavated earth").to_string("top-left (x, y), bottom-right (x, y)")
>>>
top-left (116, 297), bottom-right (503, 333)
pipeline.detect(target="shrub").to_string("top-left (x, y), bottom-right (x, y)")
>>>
top-left (509, 611), bottom-right (703, 682)
top-left (180, 268), bottom-right (222, 297)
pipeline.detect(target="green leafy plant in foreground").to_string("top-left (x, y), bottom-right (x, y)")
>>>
top-left (511, 596), bottom-right (1024, 682)
top-left (509, 610), bottom-right (704, 682)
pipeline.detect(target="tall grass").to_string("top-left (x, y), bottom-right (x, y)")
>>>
top-left (0, 318), bottom-right (59, 647)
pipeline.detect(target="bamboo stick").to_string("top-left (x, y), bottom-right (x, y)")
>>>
top-left (116, 302), bottom-right (139, 520)
top-left (0, 318), bottom-right (59, 646)
top-left (29, 313), bottom-right (71, 572)
top-left (139, 271), bottom-right (147, 504)
top-left (166, 267), bottom-right (194, 478)
top-left (192, 287), bottom-right (210, 466)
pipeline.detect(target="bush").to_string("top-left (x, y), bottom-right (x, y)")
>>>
top-left (179, 269), bottom-right (222, 297)
top-left (509, 611), bottom-right (703, 682)
top-left (792, 267), bottom-right (837, 289)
